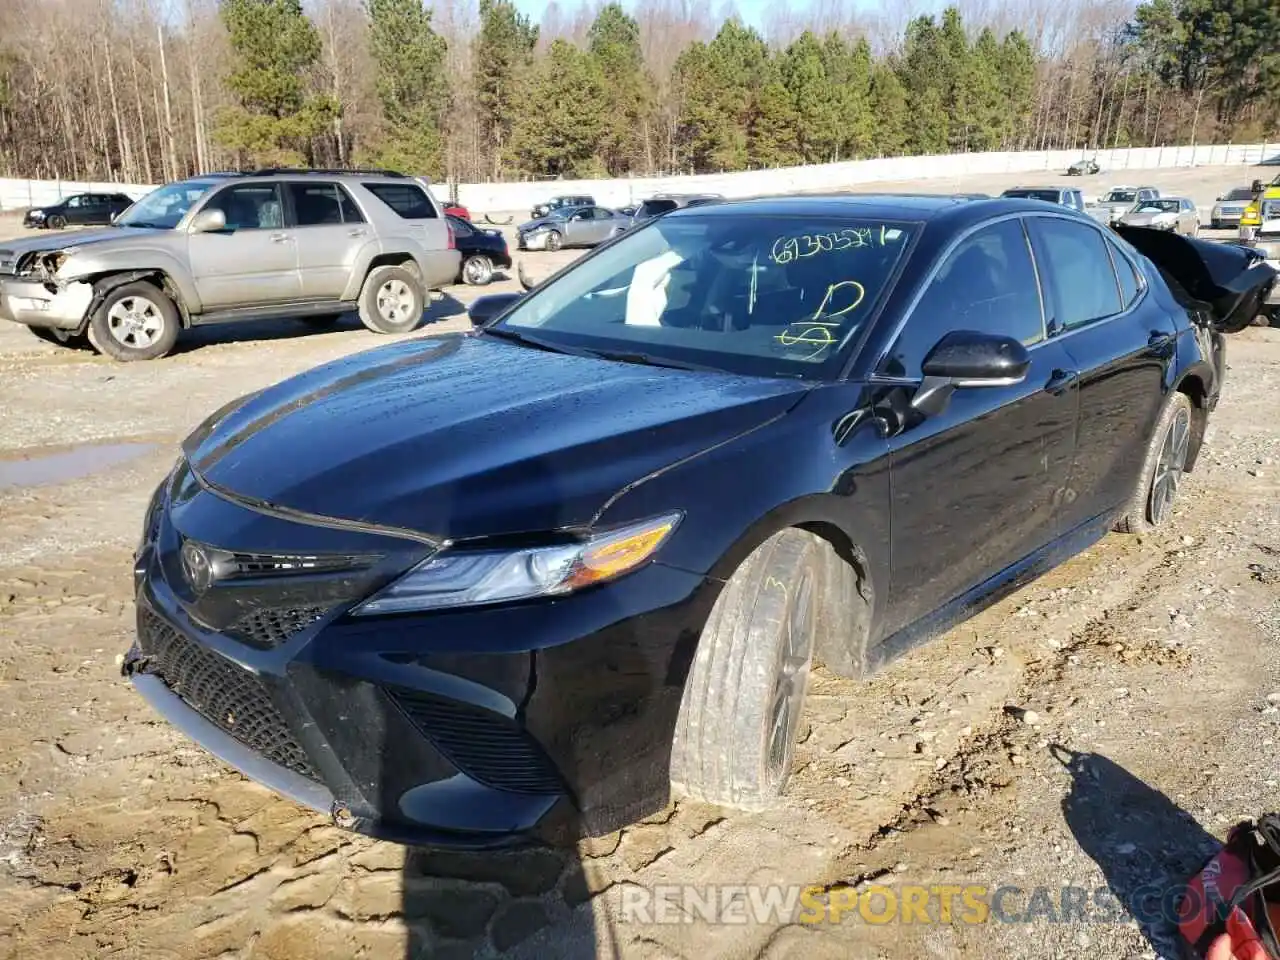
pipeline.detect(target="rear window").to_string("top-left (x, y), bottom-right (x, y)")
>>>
top-left (1003, 189), bottom-right (1061, 202)
top-left (638, 199), bottom-right (679, 218)
top-left (363, 183), bottom-right (437, 219)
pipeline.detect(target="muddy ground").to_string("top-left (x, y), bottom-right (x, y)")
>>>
top-left (0, 164), bottom-right (1277, 960)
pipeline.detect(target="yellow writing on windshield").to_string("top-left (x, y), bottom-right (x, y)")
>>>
top-left (775, 280), bottom-right (867, 361)
top-left (770, 228), bottom-right (879, 265)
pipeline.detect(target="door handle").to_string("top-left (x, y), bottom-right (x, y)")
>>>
top-left (1044, 369), bottom-right (1079, 395)
top-left (1148, 331), bottom-right (1175, 348)
top-left (348, 229), bottom-right (366, 238)
top-left (269, 233), bottom-right (290, 243)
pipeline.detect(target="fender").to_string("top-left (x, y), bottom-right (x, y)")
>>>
top-left (72, 269), bottom-right (191, 335)
top-left (339, 238), bottom-right (389, 301)
top-left (63, 247), bottom-right (201, 316)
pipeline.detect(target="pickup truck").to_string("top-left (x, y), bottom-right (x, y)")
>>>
top-left (1086, 186), bottom-right (1161, 227)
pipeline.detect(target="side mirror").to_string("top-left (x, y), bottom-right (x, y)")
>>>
top-left (1252, 180), bottom-right (1264, 194)
top-left (468, 292), bottom-right (523, 327)
top-left (911, 330), bottom-right (1031, 417)
top-left (190, 208), bottom-right (227, 233)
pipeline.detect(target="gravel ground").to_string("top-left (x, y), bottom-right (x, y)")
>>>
top-left (0, 164), bottom-right (1277, 960)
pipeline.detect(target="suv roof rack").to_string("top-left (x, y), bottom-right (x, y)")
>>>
top-left (246, 167), bottom-right (408, 178)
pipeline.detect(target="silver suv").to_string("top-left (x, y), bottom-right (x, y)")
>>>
top-left (0, 168), bottom-right (460, 361)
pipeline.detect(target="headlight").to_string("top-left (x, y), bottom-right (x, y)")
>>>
top-left (29, 210), bottom-right (45, 220)
top-left (351, 512), bottom-right (682, 616)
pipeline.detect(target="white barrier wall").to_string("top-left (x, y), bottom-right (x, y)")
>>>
top-left (3, 142), bottom-right (1276, 215)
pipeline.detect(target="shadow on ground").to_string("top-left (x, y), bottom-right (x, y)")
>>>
top-left (1055, 745), bottom-right (1222, 958)
top-left (173, 292), bottom-right (470, 355)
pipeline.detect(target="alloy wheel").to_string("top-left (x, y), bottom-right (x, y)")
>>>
top-left (106, 296), bottom-right (165, 349)
top-left (1150, 407), bottom-right (1191, 525)
top-left (376, 279), bottom-right (415, 325)
top-left (764, 570), bottom-right (814, 788)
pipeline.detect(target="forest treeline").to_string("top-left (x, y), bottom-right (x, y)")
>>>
top-left (0, 0), bottom-right (1275, 186)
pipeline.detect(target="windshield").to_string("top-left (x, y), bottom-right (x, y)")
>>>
top-left (495, 213), bottom-right (917, 379)
top-left (1003, 189), bottom-right (1060, 202)
top-left (1134, 200), bottom-right (1179, 213)
top-left (1105, 191), bottom-right (1137, 203)
top-left (1262, 200), bottom-right (1280, 219)
top-left (1226, 189), bottom-right (1255, 201)
top-left (114, 179), bottom-right (220, 229)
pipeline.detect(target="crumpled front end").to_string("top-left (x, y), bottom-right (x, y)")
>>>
top-left (0, 249), bottom-right (94, 330)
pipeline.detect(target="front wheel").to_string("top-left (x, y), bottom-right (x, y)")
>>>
top-left (670, 529), bottom-right (823, 812)
top-left (358, 264), bottom-right (425, 334)
top-left (544, 230), bottom-right (563, 252)
top-left (87, 282), bottom-right (180, 361)
top-left (1115, 392), bottom-right (1193, 534)
top-left (49, 215), bottom-right (67, 229)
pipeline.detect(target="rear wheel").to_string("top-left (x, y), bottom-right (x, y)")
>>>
top-left (87, 282), bottom-right (180, 361)
top-left (358, 264), bottom-right (424, 334)
top-left (1115, 392), bottom-right (1193, 534)
top-left (461, 254), bottom-right (494, 286)
top-left (671, 529), bottom-right (826, 812)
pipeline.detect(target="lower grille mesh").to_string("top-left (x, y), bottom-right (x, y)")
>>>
top-left (226, 604), bottom-right (328, 650)
top-left (386, 687), bottom-right (564, 796)
top-left (137, 609), bottom-right (320, 782)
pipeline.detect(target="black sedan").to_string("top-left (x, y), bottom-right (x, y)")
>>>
top-left (122, 195), bottom-right (1275, 848)
top-left (448, 214), bottom-right (512, 286)
top-left (23, 191), bottom-right (134, 229)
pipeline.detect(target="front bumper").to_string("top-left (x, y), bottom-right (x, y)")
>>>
top-left (125, 472), bottom-right (715, 846)
top-left (0, 277), bottom-right (93, 330)
top-left (517, 231), bottom-right (549, 251)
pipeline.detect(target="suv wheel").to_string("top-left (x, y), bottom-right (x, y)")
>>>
top-left (87, 282), bottom-right (180, 361)
top-left (49, 215), bottom-right (67, 229)
top-left (670, 529), bottom-right (825, 812)
top-left (1115, 391), bottom-right (1193, 534)
top-left (462, 255), bottom-right (494, 286)
top-left (358, 264), bottom-right (425, 335)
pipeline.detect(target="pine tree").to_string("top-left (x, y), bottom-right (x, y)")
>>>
top-left (869, 60), bottom-right (910, 156)
top-left (821, 32), bottom-right (874, 160)
top-left (215, 0), bottom-right (336, 165)
top-left (999, 31), bottom-right (1037, 150)
top-left (749, 60), bottom-right (800, 168)
top-left (474, 0), bottom-right (537, 180)
top-left (588, 4), bottom-right (650, 175)
top-left (968, 28), bottom-right (1007, 152)
top-left (898, 15), bottom-right (950, 154)
top-left (363, 0), bottom-right (449, 176)
top-left (673, 42), bottom-right (728, 172)
top-left (782, 31), bottom-right (840, 164)
top-left (507, 40), bottom-right (608, 178)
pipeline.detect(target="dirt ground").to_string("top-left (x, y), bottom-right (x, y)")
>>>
top-left (0, 164), bottom-right (1278, 960)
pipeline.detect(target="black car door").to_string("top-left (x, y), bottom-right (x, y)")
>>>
top-left (63, 195), bottom-right (87, 225)
top-left (876, 216), bottom-right (1080, 639)
top-left (1027, 214), bottom-right (1174, 534)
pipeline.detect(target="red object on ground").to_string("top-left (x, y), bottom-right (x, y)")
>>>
top-left (445, 204), bottom-right (471, 220)
top-left (1180, 819), bottom-right (1280, 959)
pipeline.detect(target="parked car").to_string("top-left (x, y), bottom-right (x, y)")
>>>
top-left (516, 205), bottom-right (628, 251)
top-left (530, 194), bottom-right (595, 220)
top-left (1240, 186), bottom-right (1280, 242)
top-left (1118, 196), bottom-right (1200, 236)
top-left (628, 193), bottom-right (725, 228)
top-left (22, 192), bottom-right (135, 229)
top-left (999, 186), bottom-right (1087, 211)
top-left (0, 169), bottom-right (459, 360)
top-left (1067, 158), bottom-right (1101, 176)
top-left (1089, 186), bottom-right (1161, 226)
top-left (448, 214), bottom-right (511, 286)
top-left (444, 203), bottom-right (471, 220)
top-left (122, 195), bottom-right (1275, 847)
top-left (1241, 195), bottom-right (1280, 324)
top-left (1210, 188), bottom-right (1256, 230)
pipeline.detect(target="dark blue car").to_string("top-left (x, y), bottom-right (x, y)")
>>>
top-left (123, 195), bottom-right (1275, 848)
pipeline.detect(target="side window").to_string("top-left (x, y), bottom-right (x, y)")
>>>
top-left (1031, 217), bottom-right (1123, 330)
top-left (204, 184), bottom-right (284, 230)
top-left (336, 185), bottom-right (364, 223)
top-left (449, 217), bottom-right (474, 238)
top-left (1107, 239), bottom-right (1142, 308)
top-left (287, 183), bottom-right (344, 227)
top-left (66, 195), bottom-right (83, 208)
top-left (882, 218), bottom-right (1045, 377)
top-left (363, 183), bottom-right (437, 219)
top-left (592, 207), bottom-right (613, 220)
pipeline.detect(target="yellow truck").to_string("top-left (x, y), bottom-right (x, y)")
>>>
top-left (1240, 173), bottom-right (1280, 241)
top-left (1240, 186), bottom-right (1280, 323)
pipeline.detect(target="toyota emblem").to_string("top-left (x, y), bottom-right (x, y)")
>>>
top-left (180, 540), bottom-right (214, 594)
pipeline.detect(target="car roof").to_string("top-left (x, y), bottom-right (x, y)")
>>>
top-left (1004, 186), bottom-right (1066, 192)
top-left (664, 193), bottom-right (1082, 227)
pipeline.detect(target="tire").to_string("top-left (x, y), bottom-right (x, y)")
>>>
top-left (1115, 391), bottom-right (1194, 534)
top-left (86, 281), bottom-right (180, 361)
top-left (28, 325), bottom-right (88, 349)
top-left (670, 529), bottom-right (823, 811)
top-left (461, 254), bottom-right (494, 286)
top-left (49, 215), bottom-right (67, 229)
top-left (357, 264), bottom-right (425, 335)
top-left (544, 229), bottom-right (563, 252)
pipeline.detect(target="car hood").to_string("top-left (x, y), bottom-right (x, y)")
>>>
top-left (181, 334), bottom-right (809, 542)
top-left (0, 226), bottom-right (165, 257)
top-left (1122, 211), bottom-right (1175, 226)
top-left (519, 217), bottom-right (562, 232)
top-left (1116, 225), bottom-right (1279, 333)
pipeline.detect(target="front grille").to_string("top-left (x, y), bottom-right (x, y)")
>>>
top-left (137, 608), bottom-right (320, 781)
top-left (386, 686), bottom-right (564, 796)
top-left (225, 604), bottom-right (328, 650)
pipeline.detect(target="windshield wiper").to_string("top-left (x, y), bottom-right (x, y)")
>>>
top-left (117, 221), bottom-right (166, 229)
top-left (588, 349), bottom-right (720, 372)
top-left (479, 326), bottom-right (592, 356)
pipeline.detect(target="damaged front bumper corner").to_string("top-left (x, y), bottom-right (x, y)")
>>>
top-left (0, 277), bottom-right (94, 331)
